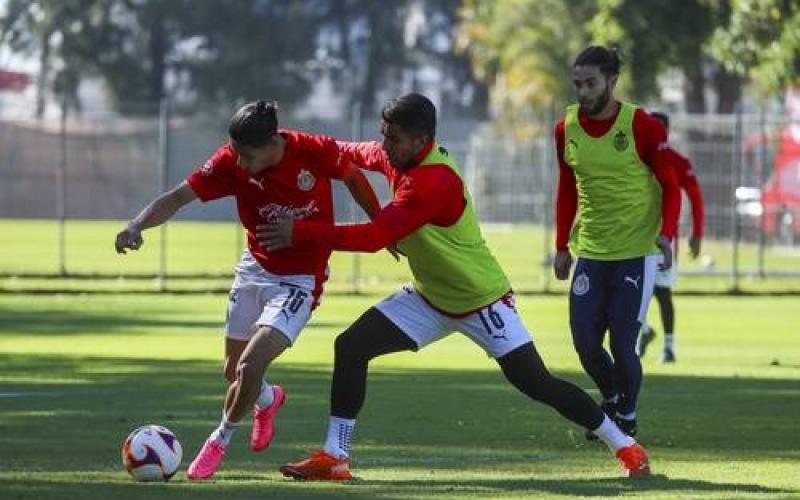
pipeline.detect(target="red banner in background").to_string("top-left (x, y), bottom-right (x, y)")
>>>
top-left (0, 69), bottom-right (31, 92)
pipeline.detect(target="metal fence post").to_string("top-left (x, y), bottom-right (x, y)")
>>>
top-left (757, 106), bottom-right (767, 278)
top-left (731, 103), bottom-right (743, 291)
top-left (158, 98), bottom-right (170, 292)
top-left (350, 102), bottom-right (363, 294)
top-left (541, 101), bottom-right (555, 292)
top-left (57, 94), bottom-right (68, 276)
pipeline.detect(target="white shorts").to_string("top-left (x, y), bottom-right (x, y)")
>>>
top-left (654, 264), bottom-right (677, 288)
top-left (654, 239), bottom-right (678, 288)
top-left (375, 284), bottom-right (533, 358)
top-left (225, 250), bottom-right (315, 345)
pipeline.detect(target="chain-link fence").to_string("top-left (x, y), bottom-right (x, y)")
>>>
top-left (465, 107), bottom-right (800, 293)
top-left (0, 99), bottom-right (474, 292)
top-left (1, 99), bottom-right (799, 293)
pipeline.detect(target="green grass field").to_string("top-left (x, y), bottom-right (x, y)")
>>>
top-left (1, 292), bottom-right (798, 499)
top-left (2, 219), bottom-right (800, 294)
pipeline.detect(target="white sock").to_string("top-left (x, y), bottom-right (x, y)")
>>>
top-left (664, 333), bottom-right (674, 351)
top-left (323, 416), bottom-right (356, 458)
top-left (255, 381), bottom-right (275, 408)
top-left (592, 415), bottom-right (635, 451)
top-left (209, 417), bottom-right (238, 447)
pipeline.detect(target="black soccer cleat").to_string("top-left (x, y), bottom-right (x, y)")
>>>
top-left (661, 348), bottom-right (676, 363)
top-left (614, 416), bottom-right (638, 438)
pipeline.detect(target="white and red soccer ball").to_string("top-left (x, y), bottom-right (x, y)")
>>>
top-left (121, 425), bottom-right (182, 481)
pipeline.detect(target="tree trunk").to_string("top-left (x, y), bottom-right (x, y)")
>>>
top-left (148, 14), bottom-right (167, 106)
top-left (35, 29), bottom-right (52, 119)
top-left (683, 60), bottom-right (706, 114)
top-left (360, 5), bottom-right (383, 114)
top-left (714, 66), bottom-right (742, 114)
top-left (334, 0), bottom-right (351, 64)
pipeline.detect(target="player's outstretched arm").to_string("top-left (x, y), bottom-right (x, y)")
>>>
top-left (340, 161), bottom-right (401, 261)
top-left (115, 181), bottom-right (197, 254)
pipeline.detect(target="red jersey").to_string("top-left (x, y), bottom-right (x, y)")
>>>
top-left (293, 141), bottom-right (465, 251)
top-left (186, 129), bottom-right (348, 293)
top-left (664, 147), bottom-right (704, 238)
top-left (554, 104), bottom-right (681, 250)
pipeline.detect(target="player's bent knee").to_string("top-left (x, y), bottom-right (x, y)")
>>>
top-left (334, 331), bottom-right (369, 362)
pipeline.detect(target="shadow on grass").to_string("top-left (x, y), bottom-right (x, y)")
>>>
top-left (0, 306), bottom-right (349, 335)
top-left (1, 352), bottom-right (798, 498)
top-left (0, 475), bottom-right (789, 500)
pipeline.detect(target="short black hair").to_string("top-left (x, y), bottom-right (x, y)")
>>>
top-left (652, 111), bottom-right (670, 130)
top-left (381, 93), bottom-right (436, 139)
top-left (573, 46), bottom-right (622, 77)
top-left (228, 100), bottom-right (278, 148)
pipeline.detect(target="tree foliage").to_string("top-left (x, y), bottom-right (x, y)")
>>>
top-left (589, 0), bottom-right (744, 113)
top-left (1, 0), bottom-right (121, 116)
top-left (710, 0), bottom-right (800, 96)
top-left (457, 0), bottom-right (800, 115)
top-left (1, 0), bottom-right (485, 117)
top-left (456, 0), bottom-right (596, 129)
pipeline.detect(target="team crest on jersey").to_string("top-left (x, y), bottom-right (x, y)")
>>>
top-left (572, 272), bottom-right (590, 296)
top-left (297, 169), bottom-right (315, 191)
top-left (201, 160), bottom-right (214, 176)
top-left (614, 130), bottom-right (628, 151)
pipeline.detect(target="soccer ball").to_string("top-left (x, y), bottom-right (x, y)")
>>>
top-left (121, 425), bottom-right (183, 481)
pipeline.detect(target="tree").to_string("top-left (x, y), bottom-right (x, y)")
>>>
top-left (0, 0), bottom-right (122, 118)
top-left (2, 0), bottom-right (488, 118)
top-left (175, 0), bottom-right (325, 110)
top-left (710, 0), bottom-right (800, 97)
top-left (590, 0), bottom-right (741, 113)
top-left (456, 0), bottom-right (596, 130)
top-left (1, 1), bottom-right (331, 116)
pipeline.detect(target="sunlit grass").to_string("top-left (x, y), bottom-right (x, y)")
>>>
top-left (2, 219), bottom-right (799, 293)
top-left (0, 292), bottom-right (798, 498)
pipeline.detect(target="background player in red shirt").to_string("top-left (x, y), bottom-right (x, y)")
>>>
top-left (114, 100), bottom-right (381, 480)
top-left (637, 112), bottom-right (705, 363)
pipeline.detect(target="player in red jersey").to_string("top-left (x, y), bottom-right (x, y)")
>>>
top-left (114, 100), bottom-right (382, 480)
top-left (263, 93), bottom-right (651, 480)
top-left (636, 112), bottom-right (705, 363)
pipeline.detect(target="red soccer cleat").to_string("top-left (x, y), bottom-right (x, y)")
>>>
top-left (279, 449), bottom-right (353, 481)
top-left (616, 443), bottom-right (651, 478)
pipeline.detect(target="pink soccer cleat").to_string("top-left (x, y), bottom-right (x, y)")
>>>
top-left (250, 385), bottom-right (286, 452)
top-left (186, 439), bottom-right (225, 480)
